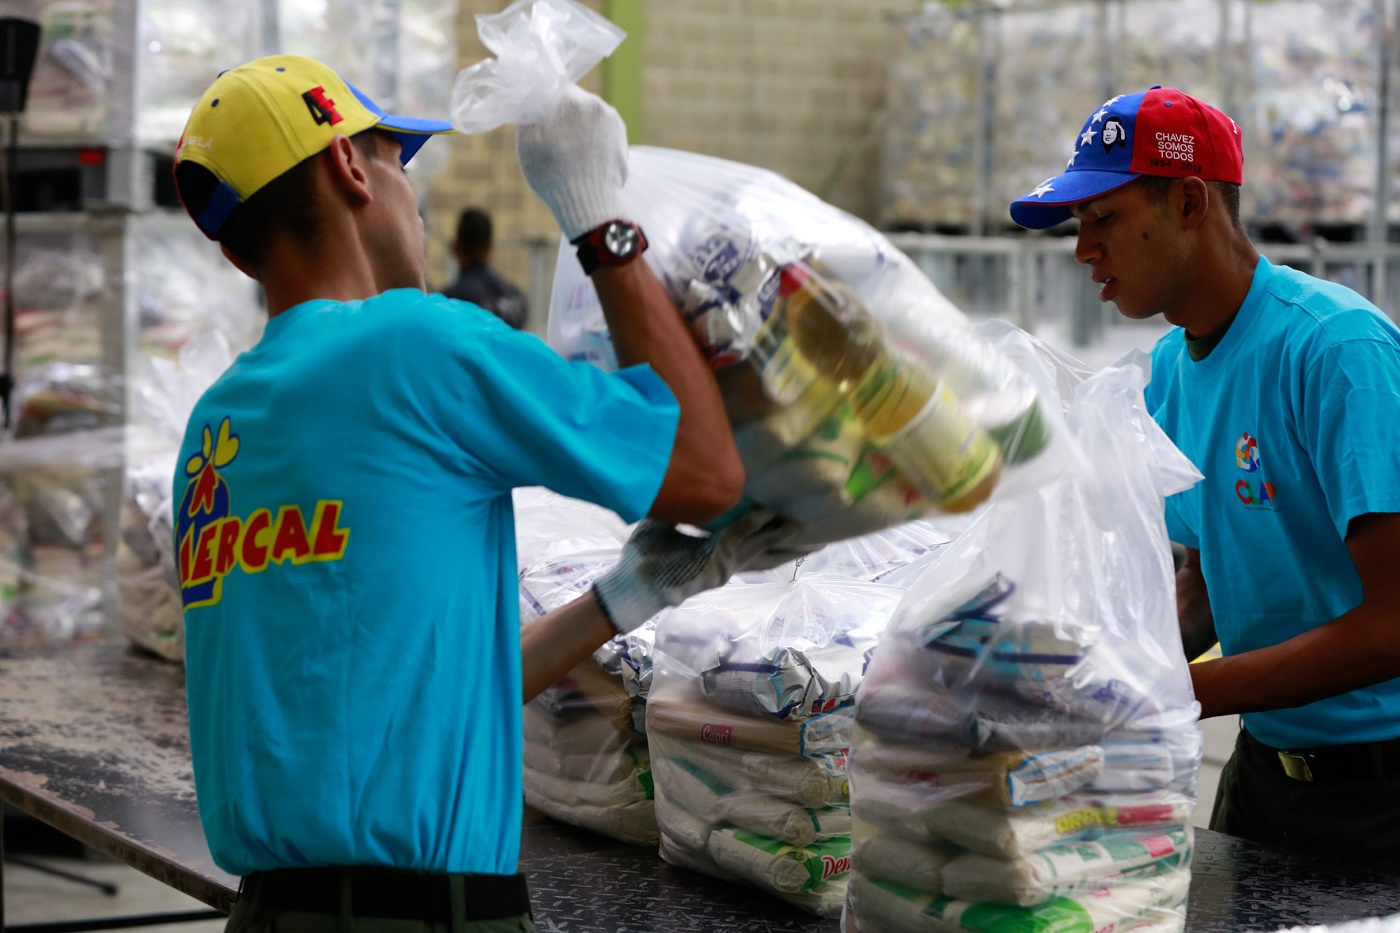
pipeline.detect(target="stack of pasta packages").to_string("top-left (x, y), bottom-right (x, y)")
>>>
top-left (649, 566), bottom-right (925, 919)
top-left (514, 488), bottom-right (659, 845)
top-left (842, 354), bottom-right (1204, 933)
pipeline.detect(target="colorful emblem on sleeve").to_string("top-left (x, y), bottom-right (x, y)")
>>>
top-left (177, 416), bottom-right (352, 609)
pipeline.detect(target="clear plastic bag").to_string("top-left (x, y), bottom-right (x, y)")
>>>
top-left (843, 348), bottom-right (1203, 933)
top-left (514, 487), bottom-right (658, 845)
top-left (648, 574), bottom-right (912, 917)
top-left (448, 0), bottom-right (1064, 548)
top-left (450, 0), bottom-right (623, 133)
top-left (546, 147), bottom-right (1070, 548)
top-left (118, 332), bottom-right (235, 662)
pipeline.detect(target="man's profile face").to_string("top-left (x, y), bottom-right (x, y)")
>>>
top-left (363, 133), bottom-right (429, 291)
top-left (1069, 180), bottom-right (1184, 322)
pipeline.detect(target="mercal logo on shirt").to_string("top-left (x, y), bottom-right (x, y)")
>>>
top-left (176, 417), bottom-right (351, 609)
top-left (1233, 431), bottom-right (1278, 509)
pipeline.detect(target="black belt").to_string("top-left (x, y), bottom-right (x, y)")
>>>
top-left (1242, 726), bottom-right (1400, 784)
top-left (244, 867), bottom-right (531, 922)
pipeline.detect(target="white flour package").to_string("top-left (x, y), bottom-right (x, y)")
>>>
top-left (843, 344), bottom-right (1204, 933)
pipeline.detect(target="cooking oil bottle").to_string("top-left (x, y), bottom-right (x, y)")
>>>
top-left (777, 264), bottom-right (1003, 513)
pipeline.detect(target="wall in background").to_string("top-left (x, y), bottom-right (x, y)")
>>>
top-left (424, 1), bottom-right (918, 329)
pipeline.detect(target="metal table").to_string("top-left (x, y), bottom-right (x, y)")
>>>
top-left (2, 640), bottom-right (1398, 932)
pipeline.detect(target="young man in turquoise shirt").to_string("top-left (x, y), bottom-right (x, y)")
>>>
top-left (1011, 87), bottom-right (1400, 872)
top-left (171, 56), bottom-right (792, 931)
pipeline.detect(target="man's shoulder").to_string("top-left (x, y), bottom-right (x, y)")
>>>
top-left (1260, 262), bottom-right (1397, 347)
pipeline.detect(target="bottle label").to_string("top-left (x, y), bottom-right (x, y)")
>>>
top-left (877, 381), bottom-right (1001, 505)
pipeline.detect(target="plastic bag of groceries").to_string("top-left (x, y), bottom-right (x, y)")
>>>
top-left (843, 350), bottom-right (1204, 933)
top-left (648, 573), bottom-right (921, 917)
top-left (450, 0), bottom-right (1068, 549)
top-left (547, 151), bottom-right (1070, 549)
top-left (514, 487), bottom-right (660, 845)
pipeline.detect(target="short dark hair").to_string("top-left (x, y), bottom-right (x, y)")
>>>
top-left (175, 130), bottom-right (381, 272)
top-left (455, 208), bottom-right (493, 252)
top-left (1136, 175), bottom-right (1241, 227)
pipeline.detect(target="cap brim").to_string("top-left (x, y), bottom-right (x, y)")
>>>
top-left (378, 115), bottom-right (455, 164)
top-left (345, 81), bottom-right (453, 165)
top-left (1009, 170), bottom-right (1139, 229)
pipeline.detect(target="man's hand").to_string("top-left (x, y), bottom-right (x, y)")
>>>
top-left (593, 508), bottom-right (803, 633)
top-left (516, 85), bottom-right (627, 240)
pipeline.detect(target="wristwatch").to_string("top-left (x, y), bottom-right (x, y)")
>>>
top-left (571, 219), bottom-right (649, 275)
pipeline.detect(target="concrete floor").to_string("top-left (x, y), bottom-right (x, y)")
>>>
top-left (2, 853), bottom-right (225, 931)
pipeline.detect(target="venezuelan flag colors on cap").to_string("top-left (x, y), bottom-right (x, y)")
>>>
top-left (174, 55), bottom-right (454, 239)
top-left (1010, 86), bottom-right (1244, 230)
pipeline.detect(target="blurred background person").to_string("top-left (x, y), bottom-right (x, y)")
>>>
top-left (442, 206), bottom-right (528, 330)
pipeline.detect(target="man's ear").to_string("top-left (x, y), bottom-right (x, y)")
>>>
top-left (220, 243), bottom-right (258, 282)
top-left (1179, 176), bottom-right (1210, 230)
top-left (323, 134), bottom-right (372, 207)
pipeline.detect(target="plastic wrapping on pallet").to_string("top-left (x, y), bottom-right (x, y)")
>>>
top-left (0, 372), bottom-right (124, 646)
top-left (843, 343), bottom-right (1204, 933)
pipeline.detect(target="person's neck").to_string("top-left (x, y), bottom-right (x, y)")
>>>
top-left (1169, 230), bottom-right (1260, 340)
top-left (259, 235), bottom-right (382, 318)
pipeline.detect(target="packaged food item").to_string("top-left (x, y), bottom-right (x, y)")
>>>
top-left (514, 488), bottom-right (659, 845)
top-left (649, 574), bottom-right (908, 917)
top-left (844, 345), bottom-right (1204, 932)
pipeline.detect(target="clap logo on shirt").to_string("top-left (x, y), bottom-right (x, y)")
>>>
top-left (1233, 431), bottom-right (1277, 509)
top-left (176, 416), bottom-right (351, 609)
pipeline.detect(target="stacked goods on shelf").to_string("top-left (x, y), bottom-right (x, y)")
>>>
top-left (1117, 0), bottom-right (1232, 112)
top-left (649, 574), bottom-right (915, 918)
top-left (12, 239), bottom-right (107, 381)
top-left (547, 148), bottom-right (1066, 549)
top-left (134, 0), bottom-right (262, 143)
top-left (844, 348), bottom-right (1204, 933)
top-left (513, 488), bottom-right (659, 845)
top-left (989, 1), bottom-right (1108, 225)
top-left (1240, 0), bottom-right (1382, 228)
top-left (0, 374), bottom-right (123, 645)
top-left (24, 0), bottom-right (113, 138)
top-left (879, 4), bottom-right (981, 230)
top-left (126, 218), bottom-right (266, 363)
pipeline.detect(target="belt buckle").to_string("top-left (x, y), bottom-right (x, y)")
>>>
top-left (1278, 750), bottom-right (1315, 782)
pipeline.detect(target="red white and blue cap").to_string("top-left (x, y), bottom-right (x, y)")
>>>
top-left (1009, 86), bottom-right (1244, 230)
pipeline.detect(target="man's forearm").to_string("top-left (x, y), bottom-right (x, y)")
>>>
top-left (1176, 552), bottom-right (1217, 662)
top-left (520, 590), bottom-right (617, 704)
top-left (1191, 601), bottom-right (1400, 719)
top-left (591, 262), bottom-right (743, 523)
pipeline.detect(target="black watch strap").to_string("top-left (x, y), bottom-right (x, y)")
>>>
top-left (571, 220), bottom-right (649, 275)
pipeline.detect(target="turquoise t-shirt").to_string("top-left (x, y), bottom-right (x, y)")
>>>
top-left (1147, 257), bottom-right (1400, 749)
top-left (174, 290), bottom-right (678, 877)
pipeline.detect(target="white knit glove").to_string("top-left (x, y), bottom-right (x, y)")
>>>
top-left (516, 85), bottom-right (628, 241)
top-left (593, 508), bottom-right (805, 634)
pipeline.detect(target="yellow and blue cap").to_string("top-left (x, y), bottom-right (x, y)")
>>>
top-left (173, 55), bottom-right (454, 239)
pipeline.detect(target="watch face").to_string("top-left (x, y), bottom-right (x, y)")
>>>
top-left (602, 222), bottom-right (640, 258)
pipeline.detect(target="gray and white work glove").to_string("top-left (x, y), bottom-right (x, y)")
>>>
top-left (593, 508), bottom-right (804, 634)
top-left (516, 85), bottom-right (628, 241)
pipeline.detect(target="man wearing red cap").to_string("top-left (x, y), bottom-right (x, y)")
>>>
top-left (1012, 87), bottom-right (1400, 871)
top-left (169, 55), bottom-right (801, 931)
